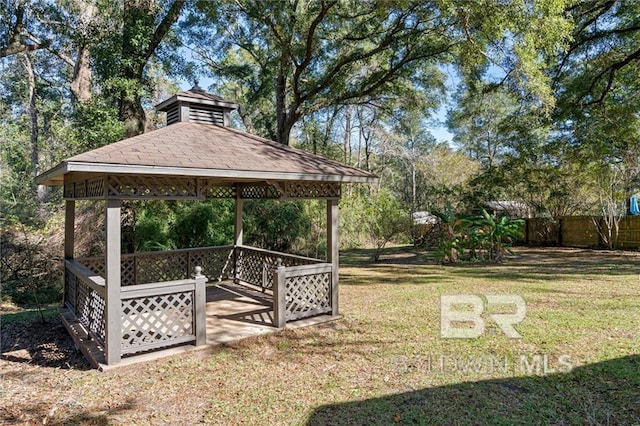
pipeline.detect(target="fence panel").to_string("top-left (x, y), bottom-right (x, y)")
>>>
top-left (525, 216), bottom-right (640, 249)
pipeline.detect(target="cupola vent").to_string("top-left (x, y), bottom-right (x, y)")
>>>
top-left (155, 85), bottom-right (239, 127)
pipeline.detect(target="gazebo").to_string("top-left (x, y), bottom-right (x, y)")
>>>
top-left (36, 87), bottom-right (376, 368)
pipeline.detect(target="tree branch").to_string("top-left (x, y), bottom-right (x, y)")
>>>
top-left (143, 0), bottom-right (186, 64)
top-left (585, 47), bottom-right (640, 106)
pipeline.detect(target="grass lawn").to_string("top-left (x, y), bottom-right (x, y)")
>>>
top-left (1, 246), bottom-right (639, 425)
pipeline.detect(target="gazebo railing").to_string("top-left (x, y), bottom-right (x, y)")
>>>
top-left (64, 260), bottom-right (107, 345)
top-left (235, 245), bottom-right (324, 290)
top-left (120, 273), bottom-right (206, 355)
top-left (79, 245), bottom-right (235, 286)
top-left (66, 244), bottom-right (333, 362)
top-left (273, 263), bottom-right (333, 327)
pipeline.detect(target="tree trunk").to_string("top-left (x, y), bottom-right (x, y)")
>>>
top-left (20, 53), bottom-right (45, 200)
top-left (119, 91), bottom-right (146, 138)
top-left (69, 0), bottom-right (95, 103)
top-left (275, 65), bottom-right (288, 144)
top-left (343, 105), bottom-right (351, 163)
top-left (70, 45), bottom-right (92, 103)
top-left (118, 0), bottom-right (185, 137)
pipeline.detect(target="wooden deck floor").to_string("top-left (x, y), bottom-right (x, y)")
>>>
top-left (204, 281), bottom-right (277, 344)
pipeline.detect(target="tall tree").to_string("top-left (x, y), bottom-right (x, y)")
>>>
top-left (0, 0), bottom-right (97, 103)
top-left (186, 0), bottom-right (452, 144)
top-left (98, 0), bottom-right (186, 137)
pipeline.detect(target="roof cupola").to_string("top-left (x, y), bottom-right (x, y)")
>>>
top-left (155, 85), bottom-right (239, 127)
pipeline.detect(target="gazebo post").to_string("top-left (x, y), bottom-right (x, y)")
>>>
top-left (64, 200), bottom-right (75, 259)
top-left (327, 199), bottom-right (339, 315)
top-left (235, 190), bottom-right (243, 246)
top-left (234, 188), bottom-right (243, 281)
top-left (105, 199), bottom-right (122, 365)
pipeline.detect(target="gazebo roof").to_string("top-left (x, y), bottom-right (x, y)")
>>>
top-left (36, 121), bottom-right (376, 186)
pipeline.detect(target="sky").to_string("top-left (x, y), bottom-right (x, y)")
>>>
top-left (178, 73), bottom-right (457, 146)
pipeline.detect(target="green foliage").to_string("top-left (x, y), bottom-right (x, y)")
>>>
top-left (432, 204), bottom-right (472, 263)
top-left (171, 201), bottom-right (235, 249)
top-left (244, 200), bottom-right (311, 253)
top-left (66, 98), bottom-right (125, 153)
top-left (474, 209), bottom-right (525, 262)
top-left (0, 225), bottom-right (63, 315)
top-left (363, 190), bottom-right (410, 262)
top-left (433, 206), bottom-right (524, 263)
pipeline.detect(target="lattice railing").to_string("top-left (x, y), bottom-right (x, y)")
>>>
top-left (285, 269), bottom-right (332, 321)
top-left (65, 260), bottom-right (106, 344)
top-left (120, 280), bottom-right (199, 355)
top-left (107, 175), bottom-right (198, 199)
top-left (273, 263), bottom-right (333, 326)
top-left (235, 245), bottom-right (323, 290)
top-left (78, 246), bottom-right (234, 287)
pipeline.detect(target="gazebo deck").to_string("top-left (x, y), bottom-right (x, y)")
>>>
top-left (61, 281), bottom-right (339, 370)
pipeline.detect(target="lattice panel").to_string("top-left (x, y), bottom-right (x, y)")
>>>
top-left (120, 258), bottom-right (136, 286)
top-left (236, 247), bottom-right (321, 290)
top-left (236, 248), bottom-right (268, 288)
top-left (79, 258), bottom-right (105, 278)
top-left (76, 280), bottom-right (106, 343)
top-left (241, 184), bottom-right (282, 199)
top-left (121, 292), bottom-right (194, 352)
top-left (200, 182), bottom-right (236, 199)
top-left (285, 181), bottom-right (341, 198)
top-left (107, 175), bottom-right (198, 199)
top-left (75, 180), bottom-right (86, 198)
top-left (136, 252), bottom-right (189, 284)
top-left (65, 270), bottom-right (77, 309)
top-left (285, 272), bottom-right (331, 321)
top-left (86, 177), bottom-right (105, 197)
top-left (189, 247), bottom-right (234, 281)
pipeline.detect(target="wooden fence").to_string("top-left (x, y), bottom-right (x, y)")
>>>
top-left (524, 216), bottom-right (640, 249)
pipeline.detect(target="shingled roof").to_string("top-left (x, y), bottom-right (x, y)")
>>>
top-left (36, 121), bottom-right (376, 185)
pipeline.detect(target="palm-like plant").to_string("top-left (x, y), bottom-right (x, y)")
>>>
top-left (475, 209), bottom-right (525, 262)
top-left (432, 204), bottom-right (473, 263)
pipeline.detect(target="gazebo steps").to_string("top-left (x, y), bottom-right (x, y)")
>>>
top-left (59, 307), bottom-right (106, 369)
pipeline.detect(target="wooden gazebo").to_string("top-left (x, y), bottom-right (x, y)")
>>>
top-left (36, 87), bottom-right (376, 368)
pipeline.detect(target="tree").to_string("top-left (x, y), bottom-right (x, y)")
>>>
top-left (186, 0), bottom-right (452, 144)
top-left (93, 0), bottom-right (186, 137)
top-left (363, 189), bottom-right (410, 262)
top-left (448, 86), bottom-right (518, 168)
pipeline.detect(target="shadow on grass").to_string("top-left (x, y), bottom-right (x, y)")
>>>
top-left (341, 246), bottom-right (438, 266)
top-left (308, 355), bottom-right (640, 425)
top-left (341, 246), bottom-right (640, 283)
top-left (0, 310), bottom-right (91, 370)
top-left (0, 397), bottom-right (137, 425)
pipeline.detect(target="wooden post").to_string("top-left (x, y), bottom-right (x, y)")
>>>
top-left (272, 258), bottom-right (286, 328)
top-left (193, 266), bottom-right (207, 346)
top-left (234, 187), bottom-right (243, 282)
top-left (63, 200), bottom-right (75, 307)
top-left (235, 192), bottom-right (243, 246)
top-left (105, 199), bottom-right (121, 365)
top-left (327, 199), bottom-right (339, 316)
top-left (64, 200), bottom-right (75, 259)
